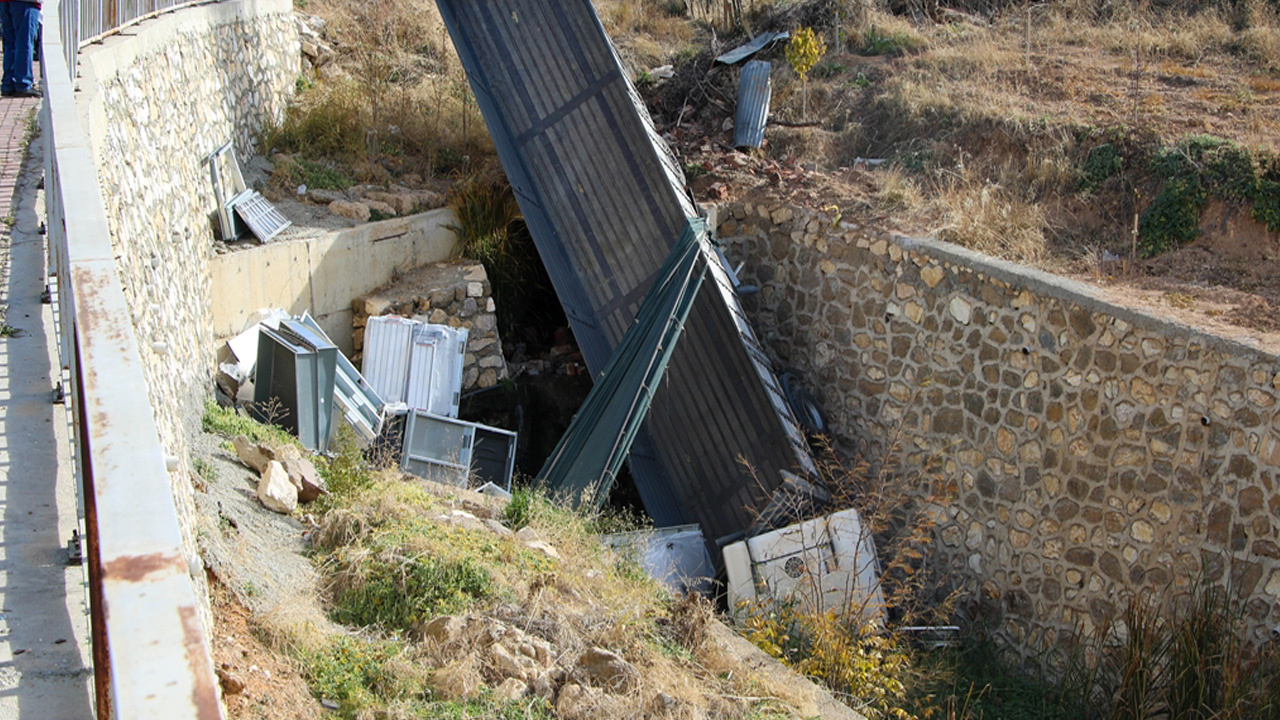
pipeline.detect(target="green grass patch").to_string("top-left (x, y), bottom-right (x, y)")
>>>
top-left (858, 26), bottom-right (926, 57)
top-left (328, 548), bottom-right (495, 629)
top-left (417, 691), bottom-right (555, 719)
top-left (200, 397), bottom-right (299, 448)
top-left (301, 636), bottom-right (420, 718)
top-left (192, 456), bottom-right (218, 485)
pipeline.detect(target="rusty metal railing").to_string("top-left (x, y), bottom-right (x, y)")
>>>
top-left (60, 0), bottom-right (221, 81)
top-left (42, 1), bottom-right (224, 718)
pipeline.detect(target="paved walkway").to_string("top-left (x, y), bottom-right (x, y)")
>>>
top-left (0, 92), bottom-right (94, 719)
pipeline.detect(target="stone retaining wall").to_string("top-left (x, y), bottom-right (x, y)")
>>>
top-left (715, 198), bottom-right (1280, 654)
top-left (76, 0), bottom-right (298, 625)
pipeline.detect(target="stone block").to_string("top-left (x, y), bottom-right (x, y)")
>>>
top-left (329, 200), bottom-right (370, 221)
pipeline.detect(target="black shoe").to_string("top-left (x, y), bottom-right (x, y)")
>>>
top-left (13, 87), bottom-right (40, 98)
top-left (0, 90), bottom-right (13, 98)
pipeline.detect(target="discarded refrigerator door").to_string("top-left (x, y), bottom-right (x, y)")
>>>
top-left (602, 524), bottom-right (713, 595)
top-left (401, 409), bottom-right (516, 490)
top-left (296, 312), bottom-right (385, 442)
top-left (406, 324), bottom-right (469, 418)
top-left (723, 507), bottom-right (885, 627)
top-left (362, 316), bottom-right (417, 405)
top-left (253, 325), bottom-right (338, 453)
top-left (470, 422), bottom-right (516, 492)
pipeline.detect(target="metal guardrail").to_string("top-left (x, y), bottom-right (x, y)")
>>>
top-left (60, 0), bottom-right (217, 80)
top-left (42, 0), bottom-right (224, 718)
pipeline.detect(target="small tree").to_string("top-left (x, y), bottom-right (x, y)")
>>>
top-left (786, 26), bottom-right (827, 122)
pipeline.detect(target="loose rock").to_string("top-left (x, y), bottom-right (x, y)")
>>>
top-left (233, 435), bottom-right (270, 473)
top-left (257, 461), bottom-right (298, 514)
top-left (575, 647), bottom-right (638, 692)
top-left (282, 457), bottom-right (327, 502)
top-left (495, 677), bottom-right (528, 702)
top-left (216, 667), bottom-right (246, 695)
top-left (329, 200), bottom-right (370, 221)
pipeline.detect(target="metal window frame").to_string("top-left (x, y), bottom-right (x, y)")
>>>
top-left (400, 409), bottom-right (516, 490)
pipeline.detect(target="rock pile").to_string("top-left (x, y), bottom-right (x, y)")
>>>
top-left (421, 611), bottom-right (643, 719)
top-left (301, 183), bottom-right (446, 221)
top-left (294, 13), bottom-right (334, 73)
top-left (232, 435), bottom-right (328, 514)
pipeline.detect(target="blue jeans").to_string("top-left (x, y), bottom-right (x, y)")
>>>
top-left (0, 2), bottom-right (40, 93)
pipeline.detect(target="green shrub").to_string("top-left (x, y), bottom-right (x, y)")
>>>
top-left (315, 424), bottom-right (375, 506)
top-left (502, 486), bottom-right (535, 530)
top-left (1140, 173), bottom-right (1206, 256)
top-left (302, 636), bottom-right (408, 711)
top-left (1079, 143), bottom-right (1124, 190)
top-left (1252, 179), bottom-right (1280, 232)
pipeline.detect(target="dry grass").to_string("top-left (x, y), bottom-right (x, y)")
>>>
top-left (265, 0), bottom-right (492, 181)
top-left (934, 178), bottom-right (1050, 262)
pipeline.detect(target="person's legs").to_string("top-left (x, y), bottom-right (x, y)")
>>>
top-left (0, 3), bottom-right (18, 95)
top-left (10, 2), bottom-right (38, 93)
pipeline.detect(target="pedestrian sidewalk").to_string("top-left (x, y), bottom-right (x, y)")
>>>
top-left (0, 92), bottom-right (94, 719)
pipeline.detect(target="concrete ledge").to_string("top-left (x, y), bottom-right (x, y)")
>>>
top-left (890, 233), bottom-right (1280, 363)
top-left (210, 208), bottom-right (458, 354)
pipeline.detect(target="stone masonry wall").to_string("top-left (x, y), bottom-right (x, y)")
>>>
top-left (77, 0), bottom-right (298, 626)
top-left (353, 263), bottom-right (508, 392)
top-left (715, 198), bottom-right (1280, 655)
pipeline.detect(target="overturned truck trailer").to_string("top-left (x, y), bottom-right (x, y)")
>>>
top-left (437, 0), bottom-right (815, 547)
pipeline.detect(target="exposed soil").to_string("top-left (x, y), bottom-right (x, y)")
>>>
top-left (210, 581), bottom-right (324, 720)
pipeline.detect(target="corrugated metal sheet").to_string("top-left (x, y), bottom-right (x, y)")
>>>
top-left (733, 61), bottom-right (771, 149)
top-left (362, 316), bottom-right (417, 405)
top-left (716, 31), bottom-right (789, 65)
top-left (437, 0), bottom-right (814, 548)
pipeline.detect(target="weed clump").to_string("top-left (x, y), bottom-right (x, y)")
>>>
top-left (315, 483), bottom-right (553, 633)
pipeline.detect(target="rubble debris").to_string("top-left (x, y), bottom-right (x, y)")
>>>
top-left (296, 312), bottom-right (386, 442)
top-left (601, 524), bottom-right (713, 595)
top-left (208, 140), bottom-right (291, 243)
top-left (352, 263), bottom-right (506, 392)
top-left (400, 409), bottom-right (517, 491)
top-left (254, 321), bottom-right (338, 453)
